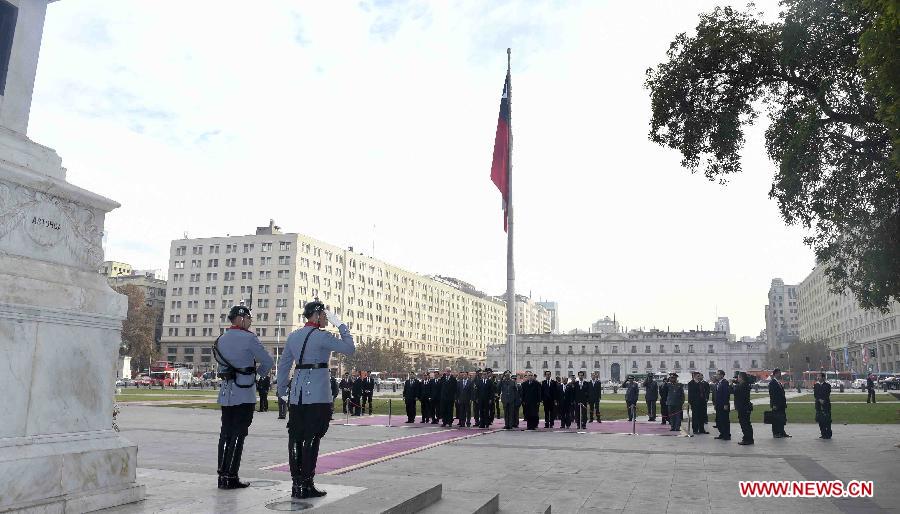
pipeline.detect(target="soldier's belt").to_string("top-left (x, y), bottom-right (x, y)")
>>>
top-left (298, 363), bottom-right (329, 369)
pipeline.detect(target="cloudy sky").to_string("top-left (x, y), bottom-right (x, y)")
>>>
top-left (29, 0), bottom-right (814, 338)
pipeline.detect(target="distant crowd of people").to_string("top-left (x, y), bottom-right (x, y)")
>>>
top-left (371, 367), bottom-right (836, 443)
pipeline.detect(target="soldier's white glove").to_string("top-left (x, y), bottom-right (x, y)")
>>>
top-left (326, 310), bottom-right (343, 327)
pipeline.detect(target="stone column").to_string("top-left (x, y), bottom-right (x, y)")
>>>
top-left (0, 1), bottom-right (144, 511)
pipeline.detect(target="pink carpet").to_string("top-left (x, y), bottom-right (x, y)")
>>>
top-left (269, 428), bottom-right (494, 475)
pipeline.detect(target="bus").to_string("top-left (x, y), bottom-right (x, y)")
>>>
top-left (800, 370), bottom-right (857, 387)
top-left (148, 361), bottom-right (176, 387)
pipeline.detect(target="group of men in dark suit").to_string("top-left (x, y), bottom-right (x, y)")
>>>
top-left (337, 370), bottom-right (374, 416)
top-left (403, 367), bottom-right (503, 428)
top-left (536, 370), bottom-right (605, 430)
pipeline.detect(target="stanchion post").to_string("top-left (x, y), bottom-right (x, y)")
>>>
top-left (686, 404), bottom-right (692, 436)
top-left (632, 405), bottom-right (636, 435)
top-left (388, 399), bottom-right (392, 427)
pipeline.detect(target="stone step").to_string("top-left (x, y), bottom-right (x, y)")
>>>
top-left (418, 491), bottom-right (500, 514)
top-left (312, 482), bottom-right (442, 514)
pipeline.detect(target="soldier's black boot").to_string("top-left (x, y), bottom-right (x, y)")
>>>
top-left (299, 438), bottom-right (326, 498)
top-left (302, 478), bottom-right (327, 498)
top-left (225, 436), bottom-right (250, 489)
top-left (288, 437), bottom-right (303, 499)
top-left (217, 435), bottom-right (230, 489)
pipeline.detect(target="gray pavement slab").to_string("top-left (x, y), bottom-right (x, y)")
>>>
top-left (107, 404), bottom-right (900, 513)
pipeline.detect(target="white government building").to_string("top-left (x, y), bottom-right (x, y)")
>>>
top-left (160, 220), bottom-right (554, 372)
top-left (799, 262), bottom-right (900, 373)
top-left (486, 329), bottom-right (767, 381)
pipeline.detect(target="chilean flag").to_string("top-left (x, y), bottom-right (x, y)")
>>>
top-left (490, 75), bottom-right (511, 232)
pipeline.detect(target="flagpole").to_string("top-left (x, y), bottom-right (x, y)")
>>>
top-left (505, 48), bottom-right (516, 373)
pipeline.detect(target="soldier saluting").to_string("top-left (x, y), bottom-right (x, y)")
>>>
top-left (214, 305), bottom-right (274, 490)
top-left (277, 299), bottom-right (355, 499)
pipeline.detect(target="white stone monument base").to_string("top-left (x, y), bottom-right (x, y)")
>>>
top-left (0, 131), bottom-right (144, 512)
top-left (0, 431), bottom-right (144, 513)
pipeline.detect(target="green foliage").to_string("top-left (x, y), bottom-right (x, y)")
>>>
top-left (342, 338), bottom-right (409, 372)
top-left (114, 284), bottom-right (157, 371)
top-left (764, 339), bottom-right (831, 373)
top-left (646, 0), bottom-right (899, 311)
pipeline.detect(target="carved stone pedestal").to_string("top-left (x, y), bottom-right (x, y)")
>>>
top-left (0, 128), bottom-right (144, 511)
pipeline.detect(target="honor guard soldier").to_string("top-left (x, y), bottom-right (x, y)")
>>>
top-left (814, 372), bottom-right (833, 439)
top-left (276, 299), bottom-right (355, 499)
top-left (339, 373), bottom-right (352, 414)
top-left (214, 305), bottom-right (274, 489)
top-left (257, 374), bottom-right (271, 412)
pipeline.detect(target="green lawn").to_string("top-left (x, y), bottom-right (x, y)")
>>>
top-left (116, 395), bottom-right (215, 402)
top-left (789, 393), bottom-right (898, 403)
top-left (116, 388), bottom-right (219, 395)
top-left (727, 403), bottom-right (900, 424)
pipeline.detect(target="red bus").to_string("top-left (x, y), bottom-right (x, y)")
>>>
top-left (149, 361), bottom-right (176, 387)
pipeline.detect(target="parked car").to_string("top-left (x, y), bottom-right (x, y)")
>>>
top-left (882, 376), bottom-right (900, 390)
top-left (115, 379), bottom-right (126, 387)
top-left (383, 378), bottom-right (402, 386)
top-left (851, 378), bottom-right (867, 390)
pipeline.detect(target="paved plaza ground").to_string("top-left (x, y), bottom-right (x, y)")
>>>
top-left (98, 397), bottom-right (900, 514)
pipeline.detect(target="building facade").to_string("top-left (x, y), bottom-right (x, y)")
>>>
top-left (515, 295), bottom-right (552, 335)
top-left (765, 278), bottom-right (800, 349)
top-left (799, 263), bottom-right (900, 373)
top-left (160, 221), bottom-right (508, 372)
top-left (592, 316), bottom-right (620, 334)
top-left (537, 301), bottom-right (559, 334)
top-left (99, 260), bottom-right (132, 277)
top-left (486, 330), bottom-right (767, 381)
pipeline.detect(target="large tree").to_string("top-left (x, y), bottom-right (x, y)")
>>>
top-left (645, 0), bottom-right (899, 310)
top-left (114, 284), bottom-right (156, 372)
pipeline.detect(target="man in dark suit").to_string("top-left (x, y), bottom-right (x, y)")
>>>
top-left (472, 369), bottom-right (482, 426)
top-left (813, 372), bottom-right (832, 439)
top-left (456, 371), bottom-right (473, 427)
top-left (339, 373), bottom-right (352, 415)
top-left (521, 372), bottom-right (542, 430)
top-left (329, 373), bottom-right (339, 420)
top-left (866, 374), bottom-right (876, 403)
top-left (402, 373), bottom-right (421, 423)
top-left (439, 368), bottom-right (458, 427)
top-left (360, 371), bottom-right (375, 415)
top-left (768, 368), bottom-right (791, 438)
top-left (588, 372), bottom-right (602, 423)
top-left (257, 374), bottom-right (271, 412)
top-left (713, 370), bottom-right (731, 440)
top-left (475, 368), bottom-right (496, 428)
top-left (643, 374), bottom-right (658, 421)
top-left (733, 372), bottom-right (754, 445)
top-left (430, 371), bottom-right (443, 424)
top-left (561, 377), bottom-right (575, 428)
top-left (688, 372), bottom-right (708, 434)
top-left (350, 371), bottom-right (363, 416)
top-left (700, 374), bottom-right (711, 429)
top-left (420, 372), bottom-right (434, 423)
top-left (540, 371), bottom-right (557, 428)
top-left (658, 377), bottom-right (669, 425)
top-left (573, 371), bottom-right (590, 430)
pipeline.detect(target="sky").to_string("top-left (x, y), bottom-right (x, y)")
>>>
top-left (29, 0), bottom-right (815, 339)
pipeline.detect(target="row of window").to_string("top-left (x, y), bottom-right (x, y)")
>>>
top-left (518, 359), bottom-right (757, 370)
top-left (524, 344), bottom-right (716, 355)
top-left (176, 242), bottom-right (293, 256)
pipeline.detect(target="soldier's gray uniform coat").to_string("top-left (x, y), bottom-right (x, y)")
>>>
top-left (277, 324), bottom-right (355, 405)
top-left (216, 328), bottom-right (274, 406)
